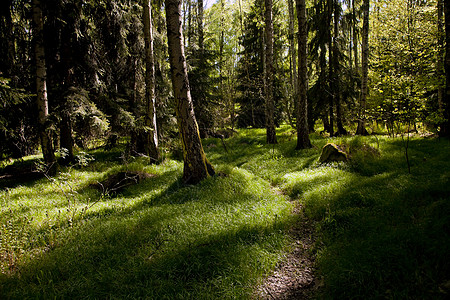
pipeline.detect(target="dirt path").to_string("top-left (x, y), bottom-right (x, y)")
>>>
top-left (254, 204), bottom-right (319, 299)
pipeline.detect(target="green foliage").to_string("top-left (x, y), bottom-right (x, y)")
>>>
top-left (0, 77), bottom-right (38, 159)
top-left (370, 0), bottom-right (442, 134)
top-left (63, 88), bottom-right (110, 148)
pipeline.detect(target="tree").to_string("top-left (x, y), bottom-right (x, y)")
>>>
top-left (332, 0), bottom-right (347, 136)
top-left (356, 0), bottom-right (369, 135)
top-left (32, 0), bottom-right (56, 172)
top-left (443, 0), bottom-right (450, 136)
top-left (438, 0), bottom-right (444, 116)
top-left (165, 0), bottom-right (214, 184)
top-left (265, 0), bottom-right (277, 144)
top-left (295, 0), bottom-right (311, 149)
top-left (143, 0), bottom-right (159, 161)
top-left (288, 0), bottom-right (298, 101)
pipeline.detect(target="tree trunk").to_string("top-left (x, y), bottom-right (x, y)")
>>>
top-left (197, 0), bottom-right (204, 52)
top-left (333, 0), bottom-right (347, 136)
top-left (327, 0), bottom-right (334, 136)
top-left (219, 0), bottom-right (225, 128)
top-left (129, 57), bottom-right (139, 153)
top-left (353, 0), bottom-right (359, 73)
top-left (288, 0), bottom-right (297, 108)
top-left (59, 13), bottom-right (78, 164)
top-left (356, 0), bottom-right (369, 135)
top-left (1, 0), bottom-right (15, 79)
top-left (143, 0), bottom-right (159, 161)
top-left (438, 0), bottom-right (445, 125)
top-left (165, 0), bottom-right (214, 184)
top-left (295, 0), bottom-right (311, 149)
top-left (443, 0), bottom-right (450, 136)
top-left (188, 0), bottom-right (192, 46)
top-left (32, 0), bottom-right (56, 172)
top-left (265, 0), bottom-right (277, 144)
top-left (60, 109), bottom-right (74, 162)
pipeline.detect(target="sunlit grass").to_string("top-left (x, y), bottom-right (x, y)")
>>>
top-left (1, 130), bottom-right (449, 299)
top-left (0, 146), bottom-right (293, 298)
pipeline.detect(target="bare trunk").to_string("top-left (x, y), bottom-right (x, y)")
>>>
top-left (288, 0), bottom-right (298, 95)
top-left (129, 57), bottom-right (139, 152)
top-left (197, 0), bottom-right (204, 52)
top-left (143, 0), bottom-right (159, 161)
top-left (2, 0), bottom-right (15, 79)
top-left (353, 0), bottom-right (359, 73)
top-left (32, 0), bottom-right (56, 172)
top-left (438, 0), bottom-right (444, 115)
top-left (328, 0), bottom-right (334, 136)
top-left (219, 0), bottom-right (226, 128)
top-left (443, 0), bottom-right (450, 136)
top-left (357, 0), bottom-right (369, 135)
top-left (188, 0), bottom-right (192, 46)
top-left (333, 0), bottom-right (347, 136)
top-left (295, 0), bottom-right (311, 149)
top-left (60, 109), bottom-right (74, 162)
top-left (265, 0), bottom-right (277, 144)
top-left (165, 0), bottom-right (214, 184)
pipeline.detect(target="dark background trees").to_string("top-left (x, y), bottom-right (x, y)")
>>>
top-left (0, 0), bottom-right (447, 168)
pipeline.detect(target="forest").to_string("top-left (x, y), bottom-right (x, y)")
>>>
top-left (0, 0), bottom-right (449, 298)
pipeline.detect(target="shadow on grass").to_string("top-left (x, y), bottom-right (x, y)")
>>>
top-left (279, 137), bottom-right (450, 299)
top-left (1, 168), bottom-right (293, 299)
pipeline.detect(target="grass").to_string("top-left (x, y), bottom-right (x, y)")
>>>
top-left (1, 127), bottom-right (450, 299)
top-left (0, 144), bottom-right (293, 299)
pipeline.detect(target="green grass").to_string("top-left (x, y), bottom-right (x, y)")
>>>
top-left (0, 144), bottom-right (293, 299)
top-left (1, 127), bottom-right (450, 299)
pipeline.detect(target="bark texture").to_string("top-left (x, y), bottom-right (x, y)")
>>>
top-left (265, 0), bottom-right (277, 144)
top-left (295, 0), bottom-right (311, 149)
top-left (356, 0), bottom-right (369, 135)
top-left (143, 0), bottom-right (159, 161)
top-left (165, 0), bottom-right (214, 184)
top-left (32, 0), bottom-right (56, 171)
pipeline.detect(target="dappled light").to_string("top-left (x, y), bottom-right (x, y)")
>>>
top-left (1, 0), bottom-right (449, 297)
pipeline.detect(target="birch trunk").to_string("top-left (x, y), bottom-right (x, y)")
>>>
top-left (165, 0), bottom-right (214, 184)
top-left (32, 0), bottom-right (56, 171)
top-left (143, 0), bottom-right (159, 161)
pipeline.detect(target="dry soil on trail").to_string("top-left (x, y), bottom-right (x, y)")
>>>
top-left (254, 205), bottom-right (319, 299)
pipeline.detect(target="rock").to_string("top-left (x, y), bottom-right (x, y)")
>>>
top-left (319, 143), bottom-right (347, 163)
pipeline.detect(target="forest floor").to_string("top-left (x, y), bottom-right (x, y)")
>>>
top-left (255, 203), bottom-right (318, 299)
top-left (1, 128), bottom-right (450, 299)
